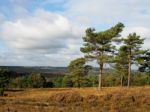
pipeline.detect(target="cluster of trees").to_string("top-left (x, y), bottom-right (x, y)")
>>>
top-left (0, 71), bottom-right (54, 95)
top-left (9, 74), bottom-right (47, 88)
top-left (68, 22), bottom-right (150, 90)
top-left (0, 68), bottom-right (149, 95)
top-left (62, 72), bottom-right (149, 88)
top-left (6, 71), bottom-right (149, 89)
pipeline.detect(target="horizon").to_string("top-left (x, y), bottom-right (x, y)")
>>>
top-left (0, 0), bottom-right (150, 66)
top-left (0, 65), bottom-right (138, 71)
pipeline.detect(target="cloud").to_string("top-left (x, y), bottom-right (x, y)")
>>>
top-left (122, 27), bottom-right (150, 38)
top-left (1, 9), bottom-right (83, 52)
top-left (0, 51), bottom-right (80, 66)
top-left (64, 0), bottom-right (150, 27)
top-left (0, 9), bottom-right (83, 66)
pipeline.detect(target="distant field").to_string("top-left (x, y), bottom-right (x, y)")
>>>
top-left (0, 86), bottom-right (150, 112)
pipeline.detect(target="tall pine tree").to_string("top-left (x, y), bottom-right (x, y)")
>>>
top-left (80, 23), bottom-right (124, 90)
top-left (123, 33), bottom-right (144, 87)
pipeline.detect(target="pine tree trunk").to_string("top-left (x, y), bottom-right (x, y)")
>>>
top-left (98, 71), bottom-right (102, 90)
top-left (98, 64), bottom-right (103, 90)
top-left (128, 53), bottom-right (131, 88)
top-left (78, 76), bottom-right (80, 88)
top-left (121, 73), bottom-right (123, 87)
top-left (128, 62), bottom-right (131, 87)
top-left (93, 80), bottom-right (95, 87)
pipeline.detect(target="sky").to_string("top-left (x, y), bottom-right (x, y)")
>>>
top-left (0, 0), bottom-right (150, 66)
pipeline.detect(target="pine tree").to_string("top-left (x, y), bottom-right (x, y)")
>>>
top-left (114, 46), bottom-right (128, 87)
top-left (123, 33), bottom-right (144, 87)
top-left (80, 23), bottom-right (124, 90)
top-left (68, 58), bottom-right (91, 88)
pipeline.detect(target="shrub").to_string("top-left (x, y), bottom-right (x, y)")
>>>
top-left (44, 81), bottom-right (54, 88)
top-left (62, 75), bottom-right (73, 87)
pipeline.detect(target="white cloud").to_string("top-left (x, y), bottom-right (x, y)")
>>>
top-left (0, 9), bottom-right (83, 66)
top-left (64, 0), bottom-right (150, 27)
top-left (1, 9), bottom-right (83, 52)
top-left (122, 27), bottom-right (150, 38)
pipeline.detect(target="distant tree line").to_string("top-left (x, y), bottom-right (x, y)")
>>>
top-left (0, 68), bottom-right (149, 96)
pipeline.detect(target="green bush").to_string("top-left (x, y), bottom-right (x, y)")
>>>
top-left (62, 75), bottom-right (73, 87)
top-left (132, 73), bottom-right (150, 86)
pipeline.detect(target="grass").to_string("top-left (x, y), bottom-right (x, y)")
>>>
top-left (0, 86), bottom-right (150, 112)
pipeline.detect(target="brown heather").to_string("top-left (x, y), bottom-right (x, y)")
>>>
top-left (0, 86), bottom-right (150, 112)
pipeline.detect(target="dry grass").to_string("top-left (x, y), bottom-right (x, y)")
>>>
top-left (2, 86), bottom-right (149, 99)
top-left (0, 86), bottom-right (150, 112)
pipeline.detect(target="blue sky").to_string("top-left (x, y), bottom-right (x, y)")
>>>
top-left (0, 0), bottom-right (150, 66)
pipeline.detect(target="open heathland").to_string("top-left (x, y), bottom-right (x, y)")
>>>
top-left (0, 86), bottom-right (149, 112)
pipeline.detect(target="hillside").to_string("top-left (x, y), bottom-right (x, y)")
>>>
top-left (0, 66), bottom-right (68, 74)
